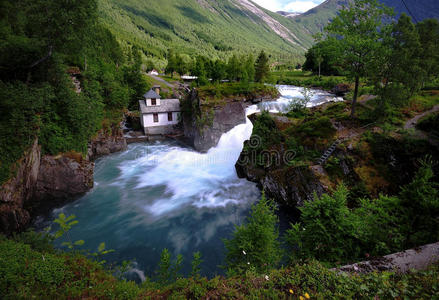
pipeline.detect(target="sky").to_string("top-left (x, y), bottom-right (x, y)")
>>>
top-left (252, 0), bottom-right (325, 13)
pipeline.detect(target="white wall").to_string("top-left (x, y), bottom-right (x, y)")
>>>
top-left (143, 112), bottom-right (180, 127)
top-left (146, 98), bottom-right (161, 106)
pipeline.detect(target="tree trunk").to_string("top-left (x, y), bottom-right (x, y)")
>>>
top-left (29, 45), bottom-right (53, 69)
top-left (351, 76), bottom-right (360, 118)
top-left (318, 62), bottom-right (321, 78)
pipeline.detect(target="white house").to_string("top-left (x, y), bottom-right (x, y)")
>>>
top-left (148, 69), bottom-right (159, 76)
top-left (139, 86), bottom-right (181, 135)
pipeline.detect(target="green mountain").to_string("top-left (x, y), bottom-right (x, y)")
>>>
top-left (291, 0), bottom-right (439, 35)
top-left (99, 0), bottom-right (314, 63)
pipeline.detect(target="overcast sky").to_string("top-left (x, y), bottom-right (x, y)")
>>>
top-left (252, 0), bottom-right (325, 13)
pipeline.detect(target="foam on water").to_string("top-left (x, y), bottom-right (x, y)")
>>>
top-left (36, 85), bottom-right (344, 278)
top-left (258, 85), bottom-right (344, 113)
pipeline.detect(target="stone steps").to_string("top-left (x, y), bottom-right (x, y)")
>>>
top-left (317, 139), bottom-right (342, 165)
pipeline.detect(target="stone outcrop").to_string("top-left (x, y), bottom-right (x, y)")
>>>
top-left (0, 139), bottom-right (40, 234)
top-left (235, 113), bottom-right (329, 208)
top-left (0, 122), bottom-right (127, 235)
top-left (33, 155), bottom-right (94, 206)
top-left (183, 88), bottom-right (278, 152)
top-left (236, 145), bottom-right (327, 208)
top-left (185, 101), bottom-right (247, 152)
top-left (88, 125), bottom-right (127, 161)
top-left (337, 242), bottom-right (439, 274)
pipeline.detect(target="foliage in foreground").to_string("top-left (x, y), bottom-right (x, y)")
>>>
top-left (286, 159), bottom-right (439, 265)
top-left (1, 234), bottom-right (439, 299)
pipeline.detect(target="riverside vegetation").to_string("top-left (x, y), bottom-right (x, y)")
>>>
top-left (1, 0), bottom-right (439, 299)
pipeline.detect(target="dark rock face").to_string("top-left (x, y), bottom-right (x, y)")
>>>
top-left (236, 154), bottom-right (326, 208)
top-left (34, 156), bottom-right (94, 206)
top-left (183, 88), bottom-right (279, 153)
top-left (184, 98), bottom-right (247, 152)
top-left (88, 126), bottom-right (127, 161)
top-left (193, 102), bottom-right (246, 152)
top-left (0, 123), bottom-right (127, 235)
top-left (0, 139), bottom-right (40, 234)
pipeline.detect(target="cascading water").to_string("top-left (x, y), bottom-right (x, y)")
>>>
top-left (36, 86), bottom-right (342, 280)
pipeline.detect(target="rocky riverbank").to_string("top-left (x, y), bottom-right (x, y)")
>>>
top-left (235, 102), bottom-right (439, 209)
top-left (0, 125), bottom-right (127, 235)
top-left (183, 86), bottom-right (279, 152)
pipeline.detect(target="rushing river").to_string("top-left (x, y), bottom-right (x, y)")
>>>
top-left (36, 86), bottom-right (342, 280)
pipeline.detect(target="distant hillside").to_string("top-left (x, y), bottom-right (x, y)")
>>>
top-left (380, 0), bottom-right (439, 21)
top-left (292, 0), bottom-right (439, 35)
top-left (99, 0), bottom-right (314, 63)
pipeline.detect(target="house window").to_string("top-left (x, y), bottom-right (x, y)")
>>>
top-left (168, 112), bottom-right (173, 122)
top-left (151, 98), bottom-right (157, 106)
top-left (153, 113), bottom-right (159, 123)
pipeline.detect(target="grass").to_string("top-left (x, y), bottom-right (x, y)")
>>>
top-left (271, 70), bottom-right (347, 90)
top-left (2, 234), bottom-right (439, 299)
top-left (197, 82), bottom-right (279, 103)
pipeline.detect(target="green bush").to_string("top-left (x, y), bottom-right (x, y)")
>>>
top-left (417, 112), bottom-right (439, 136)
top-left (296, 116), bottom-right (336, 139)
top-left (286, 185), bottom-right (364, 264)
top-left (224, 194), bottom-right (282, 276)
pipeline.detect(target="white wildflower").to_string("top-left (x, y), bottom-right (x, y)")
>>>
top-left (243, 250), bottom-right (246, 255)
top-left (265, 275), bottom-right (269, 281)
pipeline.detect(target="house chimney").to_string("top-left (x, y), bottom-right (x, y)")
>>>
top-left (153, 85), bottom-right (161, 95)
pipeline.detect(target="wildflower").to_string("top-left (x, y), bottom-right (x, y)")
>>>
top-left (289, 289), bottom-right (294, 294)
top-left (264, 275), bottom-right (269, 281)
top-left (305, 292), bottom-right (310, 299)
top-left (247, 262), bottom-right (250, 265)
top-left (243, 250), bottom-right (246, 255)
top-left (300, 296), bottom-right (305, 300)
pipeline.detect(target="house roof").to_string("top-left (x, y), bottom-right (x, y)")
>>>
top-left (139, 99), bottom-right (181, 114)
top-left (143, 89), bottom-right (161, 99)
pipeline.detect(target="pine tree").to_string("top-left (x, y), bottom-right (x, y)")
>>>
top-left (254, 50), bottom-right (269, 82)
top-left (224, 194), bottom-right (282, 275)
top-left (165, 48), bottom-right (176, 77)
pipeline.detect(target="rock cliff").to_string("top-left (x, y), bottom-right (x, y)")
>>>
top-left (236, 138), bottom-right (327, 208)
top-left (0, 139), bottom-right (40, 234)
top-left (87, 124), bottom-right (127, 161)
top-left (183, 88), bottom-right (278, 152)
top-left (0, 124), bottom-right (127, 235)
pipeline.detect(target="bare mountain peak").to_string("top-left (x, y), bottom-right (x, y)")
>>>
top-left (233, 0), bottom-right (303, 47)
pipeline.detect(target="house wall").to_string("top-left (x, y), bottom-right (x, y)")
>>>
top-left (146, 98), bottom-right (161, 106)
top-left (142, 112), bottom-right (180, 135)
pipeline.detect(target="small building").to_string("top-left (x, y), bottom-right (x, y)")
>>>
top-left (148, 69), bottom-right (159, 75)
top-left (181, 75), bottom-right (198, 82)
top-left (139, 87), bottom-right (181, 135)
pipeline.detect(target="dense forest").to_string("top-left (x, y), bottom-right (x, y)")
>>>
top-left (0, 0), bottom-right (148, 184)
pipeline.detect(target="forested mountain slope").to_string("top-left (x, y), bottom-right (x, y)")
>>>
top-left (98, 0), bottom-right (313, 62)
top-left (292, 0), bottom-right (439, 35)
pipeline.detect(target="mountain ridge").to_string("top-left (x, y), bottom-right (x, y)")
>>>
top-left (99, 0), bottom-right (313, 63)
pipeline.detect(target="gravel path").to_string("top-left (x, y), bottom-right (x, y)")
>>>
top-left (404, 104), bottom-right (439, 130)
top-left (147, 74), bottom-right (175, 89)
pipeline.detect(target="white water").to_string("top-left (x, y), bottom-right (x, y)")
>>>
top-left (39, 85), bottom-right (342, 279)
top-left (116, 86), bottom-right (342, 217)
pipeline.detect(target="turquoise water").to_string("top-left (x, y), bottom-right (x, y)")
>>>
top-left (36, 86), bottom-right (342, 280)
top-left (37, 123), bottom-right (260, 280)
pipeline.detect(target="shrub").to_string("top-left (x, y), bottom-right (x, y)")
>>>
top-left (224, 194), bottom-right (282, 275)
top-left (286, 185), bottom-right (364, 264)
top-left (417, 112), bottom-right (439, 136)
